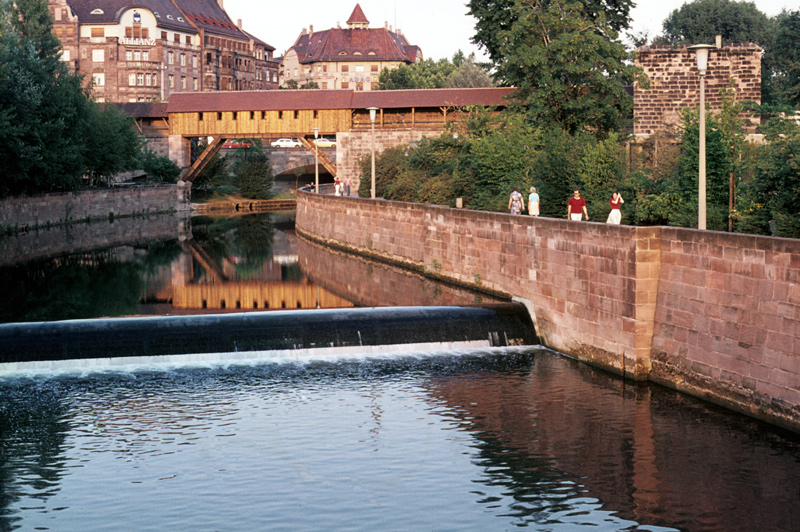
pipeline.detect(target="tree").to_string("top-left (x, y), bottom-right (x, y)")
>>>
top-left (489, 0), bottom-right (641, 134)
top-left (82, 104), bottom-right (142, 185)
top-left (142, 148), bottom-right (181, 183)
top-left (770, 10), bottom-right (800, 107)
top-left (446, 58), bottom-right (495, 88)
top-left (468, 0), bottom-right (633, 63)
top-left (0, 0), bottom-right (90, 196)
top-left (658, 0), bottom-right (772, 46)
top-left (377, 58), bottom-right (457, 90)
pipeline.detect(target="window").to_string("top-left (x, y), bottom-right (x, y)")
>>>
top-left (129, 73), bottom-right (136, 85)
top-left (341, 65), bottom-right (349, 72)
top-left (168, 74), bottom-right (174, 88)
top-left (313, 110), bottom-right (318, 119)
top-left (323, 65), bottom-right (328, 73)
top-left (125, 50), bottom-right (132, 61)
top-left (92, 73), bottom-right (104, 86)
top-left (193, 78), bottom-right (198, 90)
top-left (91, 27), bottom-right (104, 38)
top-left (161, 31), bottom-right (167, 40)
top-left (261, 111), bottom-right (266, 119)
top-left (174, 33), bottom-right (180, 43)
top-left (232, 112), bottom-right (237, 120)
top-left (293, 110), bottom-right (299, 119)
top-left (180, 53), bottom-right (185, 66)
top-left (55, 27), bottom-right (63, 37)
top-left (145, 73), bottom-right (151, 85)
top-left (186, 36), bottom-right (191, 44)
top-left (192, 55), bottom-right (197, 68)
top-left (168, 51), bottom-right (174, 64)
top-left (321, 81), bottom-right (328, 89)
top-left (133, 50), bottom-right (141, 61)
top-left (217, 112), bottom-right (222, 120)
top-left (61, 50), bottom-right (70, 61)
top-left (92, 49), bottom-right (104, 62)
top-left (371, 64), bottom-right (378, 72)
top-left (278, 111), bottom-right (283, 119)
top-left (250, 111), bottom-right (255, 119)
top-left (180, 76), bottom-right (186, 89)
top-left (341, 81), bottom-right (349, 89)
top-left (198, 112), bottom-right (203, 121)
top-left (137, 73), bottom-right (144, 85)
top-left (142, 51), bottom-right (149, 61)
top-left (152, 73), bottom-right (158, 85)
top-left (355, 65), bottom-right (364, 72)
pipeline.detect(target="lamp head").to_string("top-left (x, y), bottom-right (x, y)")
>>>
top-left (689, 44), bottom-right (714, 76)
top-left (313, 127), bottom-right (319, 138)
top-left (367, 107), bottom-right (379, 123)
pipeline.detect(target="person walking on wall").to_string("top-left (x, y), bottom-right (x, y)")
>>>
top-left (334, 178), bottom-right (342, 196)
top-left (567, 190), bottom-right (589, 221)
top-left (528, 187), bottom-right (540, 216)
top-left (606, 192), bottom-right (624, 224)
top-left (508, 187), bottom-right (525, 215)
top-left (345, 176), bottom-right (352, 196)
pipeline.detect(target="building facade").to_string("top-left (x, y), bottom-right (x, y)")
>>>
top-left (49, 0), bottom-right (280, 102)
top-left (281, 4), bottom-right (422, 91)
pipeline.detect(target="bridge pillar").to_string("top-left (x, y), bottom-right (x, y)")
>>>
top-left (169, 135), bottom-right (191, 171)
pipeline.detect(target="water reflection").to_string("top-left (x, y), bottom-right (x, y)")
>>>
top-left (1, 353), bottom-right (799, 531)
top-left (0, 212), bottom-right (502, 324)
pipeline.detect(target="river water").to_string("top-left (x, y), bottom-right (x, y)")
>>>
top-left (1, 212), bottom-right (799, 531)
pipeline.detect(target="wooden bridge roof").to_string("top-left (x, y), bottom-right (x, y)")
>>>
top-left (165, 87), bottom-right (516, 114)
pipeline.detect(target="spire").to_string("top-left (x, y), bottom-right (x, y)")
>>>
top-left (346, 4), bottom-right (369, 29)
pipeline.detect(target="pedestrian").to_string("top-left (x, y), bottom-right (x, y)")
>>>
top-left (528, 187), bottom-right (540, 216)
top-left (567, 189), bottom-right (589, 221)
top-left (334, 178), bottom-right (342, 196)
top-left (345, 176), bottom-right (352, 196)
top-left (606, 192), bottom-right (624, 224)
top-left (508, 187), bottom-right (525, 215)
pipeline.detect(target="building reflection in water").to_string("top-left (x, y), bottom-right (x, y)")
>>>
top-left (0, 212), bottom-right (502, 324)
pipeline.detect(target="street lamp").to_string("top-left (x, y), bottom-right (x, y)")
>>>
top-left (313, 127), bottom-right (319, 194)
top-left (367, 107), bottom-right (379, 199)
top-left (689, 44), bottom-right (714, 230)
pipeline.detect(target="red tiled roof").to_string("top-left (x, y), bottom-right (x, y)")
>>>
top-left (295, 27), bottom-right (416, 64)
top-left (347, 4), bottom-right (369, 25)
top-left (166, 88), bottom-right (516, 113)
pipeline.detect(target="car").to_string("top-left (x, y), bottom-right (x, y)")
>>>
top-left (222, 140), bottom-right (252, 149)
top-left (314, 137), bottom-right (336, 148)
top-left (271, 138), bottom-right (302, 148)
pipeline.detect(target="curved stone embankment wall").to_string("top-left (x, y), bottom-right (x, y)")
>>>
top-left (0, 184), bottom-right (190, 232)
top-left (296, 191), bottom-right (800, 432)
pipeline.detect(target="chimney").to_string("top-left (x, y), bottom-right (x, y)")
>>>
top-left (301, 27), bottom-right (307, 35)
top-left (337, 22), bottom-right (341, 29)
top-left (715, 35), bottom-right (722, 48)
top-left (385, 21), bottom-right (388, 29)
top-left (309, 24), bottom-right (313, 37)
top-left (237, 18), bottom-right (242, 29)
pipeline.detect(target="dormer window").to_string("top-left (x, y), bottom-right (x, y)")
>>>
top-left (166, 14), bottom-right (173, 20)
top-left (353, 52), bottom-right (362, 56)
top-left (177, 17), bottom-right (184, 22)
top-left (154, 12), bottom-right (160, 17)
top-left (90, 8), bottom-right (103, 15)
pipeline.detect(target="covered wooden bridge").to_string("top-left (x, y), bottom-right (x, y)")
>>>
top-left (165, 87), bottom-right (515, 182)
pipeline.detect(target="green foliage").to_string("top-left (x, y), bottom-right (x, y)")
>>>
top-left (142, 148), bottom-right (181, 183)
top-left (468, 0), bottom-right (633, 64)
top-left (490, 0), bottom-right (642, 134)
top-left (377, 58), bottom-right (457, 90)
top-left (0, 0), bottom-right (90, 196)
top-left (576, 133), bottom-right (627, 220)
top-left (234, 150), bottom-right (274, 199)
top-left (658, 0), bottom-right (772, 45)
top-left (83, 104), bottom-right (142, 186)
top-left (193, 152), bottom-right (230, 189)
top-left (529, 128), bottom-right (583, 217)
top-left (770, 10), bottom-right (800, 107)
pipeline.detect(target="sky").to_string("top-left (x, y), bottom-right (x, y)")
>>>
top-left (223, 0), bottom-right (795, 62)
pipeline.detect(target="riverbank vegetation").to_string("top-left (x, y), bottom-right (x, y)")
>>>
top-left (0, 0), bottom-right (178, 198)
top-left (360, 0), bottom-right (800, 238)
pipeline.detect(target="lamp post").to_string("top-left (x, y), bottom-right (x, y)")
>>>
top-left (313, 127), bottom-right (319, 194)
top-left (689, 44), bottom-right (714, 230)
top-left (367, 107), bottom-right (379, 199)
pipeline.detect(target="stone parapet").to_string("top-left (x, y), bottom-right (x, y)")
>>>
top-left (0, 185), bottom-right (188, 231)
top-left (296, 192), bottom-right (800, 432)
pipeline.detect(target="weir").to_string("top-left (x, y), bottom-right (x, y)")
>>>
top-left (0, 304), bottom-right (537, 372)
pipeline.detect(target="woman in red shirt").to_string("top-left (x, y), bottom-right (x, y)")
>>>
top-left (606, 192), bottom-right (624, 224)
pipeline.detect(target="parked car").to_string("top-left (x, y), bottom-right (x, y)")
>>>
top-left (314, 137), bottom-right (336, 148)
top-left (271, 138), bottom-right (302, 148)
top-left (222, 140), bottom-right (252, 149)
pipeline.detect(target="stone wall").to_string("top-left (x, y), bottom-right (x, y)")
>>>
top-left (296, 192), bottom-right (800, 432)
top-left (634, 44), bottom-right (762, 137)
top-left (0, 184), bottom-right (190, 231)
top-left (336, 129), bottom-right (441, 191)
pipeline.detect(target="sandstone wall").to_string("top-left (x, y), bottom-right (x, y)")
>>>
top-left (0, 184), bottom-right (190, 231)
top-left (634, 44), bottom-right (762, 137)
top-left (336, 129), bottom-right (441, 191)
top-left (296, 192), bottom-right (800, 432)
